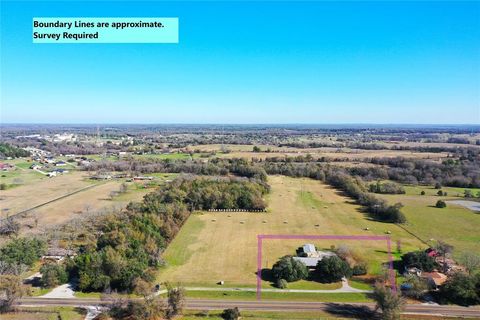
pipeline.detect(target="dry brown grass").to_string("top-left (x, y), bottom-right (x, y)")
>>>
top-left (0, 172), bottom-right (93, 217)
top-left (0, 172), bottom-right (149, 239)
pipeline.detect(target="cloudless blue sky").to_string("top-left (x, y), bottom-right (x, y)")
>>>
top-left (1, 1), bottom-right (479, 124)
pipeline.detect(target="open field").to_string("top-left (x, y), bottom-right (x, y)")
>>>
top-left (0, 171), bottom-right (94, 217)
top-left (0, 170), bottom-right (153, 238)
top-left (0, 159), bottom-right (48, 188)
top-left (157, 175), bottom-right (426, 288)
top-left (22, 180), bottom-right (142, 229)
top-left (377, 191), bottom-right (480, 260)
top-left (403, 185), bottom-right (480, 197)
top-left (187, 144), bottom-right (449, 161)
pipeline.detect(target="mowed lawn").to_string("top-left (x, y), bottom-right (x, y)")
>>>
top-left (157, 176), bottom-right (425, 287)
top-left (378, 189), bottom-right (480, 259)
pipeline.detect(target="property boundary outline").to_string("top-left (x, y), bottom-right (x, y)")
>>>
top-left (256, 234), bottom-right (396, 300)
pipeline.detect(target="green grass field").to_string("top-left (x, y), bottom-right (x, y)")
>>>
top-left (0, 159), bottom-right (46, 188)
top-left (184, 290), bottom-right (371, 302)
top-left (0, 307), bottom-right (85, 320)
top-left (378, 189), bottom-right (480, 260)
top-left (403, 185), bottom-right (480, 197)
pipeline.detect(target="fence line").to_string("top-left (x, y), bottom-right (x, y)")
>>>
top-left (207, 209), bottom-right (267, 212)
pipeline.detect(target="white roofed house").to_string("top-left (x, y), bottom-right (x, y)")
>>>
top-left (303, 244), bottom-right (316, 256)
top-left (42, 248), bottom-right (76, 262)
top-left (293, 244), bottom-right (337, 269)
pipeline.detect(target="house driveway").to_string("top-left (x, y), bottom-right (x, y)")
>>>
top-left (447, 200), bottom-right (480, 212)
top-left (40, 283), bottom-right (76, 299)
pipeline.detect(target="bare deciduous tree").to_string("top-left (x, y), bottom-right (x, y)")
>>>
top-left (372, 282), bottom-right (405, 320)
top-left (0, 275), bottom-right (25, 313)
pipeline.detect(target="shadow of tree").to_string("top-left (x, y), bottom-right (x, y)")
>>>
top-left (324, 303), bottom-right (378, 319)
top-left (307, 270), bottom-right (337, 284)
top-left (255, 268), bottom-right (275, 284)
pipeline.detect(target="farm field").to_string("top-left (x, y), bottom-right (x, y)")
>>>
top-left (157, 175), bottom-right (426, 288)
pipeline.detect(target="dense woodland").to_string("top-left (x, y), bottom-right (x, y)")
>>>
top-left (0, 143), bottom-right (30, 159)
top-left (69, 176), bottom-right (267, 292)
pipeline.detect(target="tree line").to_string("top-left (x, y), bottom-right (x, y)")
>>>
top-left (87, 157), bottom-right (406, 223)
top-left (69, 175), bottom-right (268, 292)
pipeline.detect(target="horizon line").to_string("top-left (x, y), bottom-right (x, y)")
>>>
top-left (2, 122), bottom-right (480, 126)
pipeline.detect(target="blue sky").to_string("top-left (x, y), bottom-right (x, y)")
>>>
top-left (1, 1), bottom-right (479, 124)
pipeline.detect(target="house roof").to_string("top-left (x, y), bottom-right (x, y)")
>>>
top-left (45, 248), bottom-right (75, 256)
top-left (303, 244), bottom-right (316, 253)
top-left (293, 256), bottom-right (321, 267)
top-left (422, 272), bottom-right (447, 286)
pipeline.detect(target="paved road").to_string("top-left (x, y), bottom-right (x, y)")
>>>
top-left (18, 297), bottom-right (480, 318)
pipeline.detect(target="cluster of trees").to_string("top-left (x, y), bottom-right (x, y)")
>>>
top-left (315, 256), bottom-right (352, 282)
top-left (40, 263), bottom-right (68, 288)
top-left (326, 173), bottom-right (406, 223)
top-left (0, 274), bottom-right (25, 313)
top-left (0, 143), bottom-right (30, 158)
top-left (366, 155), bottom-right (480, 188)
top-left (261, 152), bottom-right (480, 190)
top-left (271, 256), bottom-right (309, 283)
top-left (0, 238), bottom-right (46, 274)
top-left (368, 181), bottom-right (405, 194)
top-left (69, 176), bottom-right (268, 292)
top-left (162, 176), bottom-right (269, 210)
top-left (438, 272), bottom-right (480, 306)
top-left (84, 157), bottom-right (268, 182)
top-left (401, 251), bottom-right (437, 272)
top-left (69, 196), bottom-right (187, 291)
top-left (0, 238), bottom-right (46, 313)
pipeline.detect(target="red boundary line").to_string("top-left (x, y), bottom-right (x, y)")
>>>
top-left (256, 234), bottom-right (396, 300)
